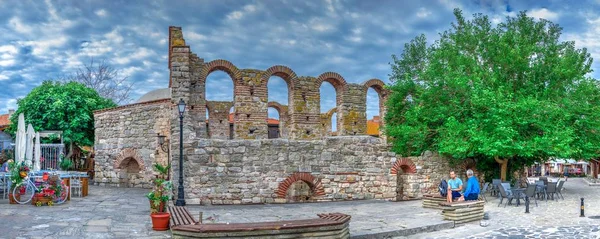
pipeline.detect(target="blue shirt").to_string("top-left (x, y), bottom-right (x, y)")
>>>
top-left (0, 162), bottom-right (8, 172)
top-left (448, 178), bottom-right (463, 190)
top-left (463, 176), bottom-right (480, 196)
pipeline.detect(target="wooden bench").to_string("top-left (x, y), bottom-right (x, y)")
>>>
top-left (167, 205), bottom-right (198, 228)
top-left (168, 205), bottom-right (351, 239)
top-left (422, 194), bottom-right (447, 210)
top-left (438, 200), bottom-right (485, 224)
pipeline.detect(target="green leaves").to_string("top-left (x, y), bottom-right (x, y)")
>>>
top-left (386, 8), bottom-right (598, 169)
top-left (6, 81), bottom-right (116, 146)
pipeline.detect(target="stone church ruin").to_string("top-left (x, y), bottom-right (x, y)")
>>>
top-left (93, 26), bottom-right (457, 205)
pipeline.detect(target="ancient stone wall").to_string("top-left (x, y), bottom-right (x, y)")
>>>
top-left (206, 101), bottom-right (233, 139)
top-left (93, 99), bottom-right (171, 188)
top-left (168, 26), bottom-right (390, 140)
top-left (174, 136), bottom-right (454, 205)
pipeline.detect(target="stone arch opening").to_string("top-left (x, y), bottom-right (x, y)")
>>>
top-left (363, 79), bottom-right (387, 137)
top-left (275, 172), bottom-right (325, 202)
top-left (267, 106), bottom-right (280, 139)
top-left (391, 158), bottom-right (417, 201)
top-left (317, 72), bottom-right (347, 134)
top-left (113, 148), bottom-right (145, 188)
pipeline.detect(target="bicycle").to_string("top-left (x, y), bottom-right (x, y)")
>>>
top-left (12, 172), bottom-right (69, 206)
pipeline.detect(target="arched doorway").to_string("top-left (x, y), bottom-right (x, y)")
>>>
top-left (275, 172), bottom-right (325, 203)
top-left (114, 148), bottom-right (145, 187)
top-left (391, 158), bottom-right (417, 201)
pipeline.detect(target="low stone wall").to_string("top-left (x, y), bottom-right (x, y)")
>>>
top-left (174, 136), bottom-right (454, 205)
top-left (93, 99), bottom-right (171, 188)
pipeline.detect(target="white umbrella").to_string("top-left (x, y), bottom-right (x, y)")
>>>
top-left (34, 132), bottom-right (41, 171)
top-left (15, 113), bottom-right (26, 163)
top-left (26, 124), bottom-right (35, 165)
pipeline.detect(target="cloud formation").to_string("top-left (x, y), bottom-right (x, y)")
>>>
top-left (1, 0), bottom-right (599, 122)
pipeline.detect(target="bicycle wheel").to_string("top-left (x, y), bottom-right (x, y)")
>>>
top-left (12, 182), bottom-right (35, 204)
top-left (53, 181), bottom-right (69, 204)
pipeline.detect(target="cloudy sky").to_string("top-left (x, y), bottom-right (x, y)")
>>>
top-left (1, 0), bottom-right (600, 123)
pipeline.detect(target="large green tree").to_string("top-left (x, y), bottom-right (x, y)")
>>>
top-left (386, 9), bottom-right (599, 181)
top-left (6, 81), bottom-right (116, 152)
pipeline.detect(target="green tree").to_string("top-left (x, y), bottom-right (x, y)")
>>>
top-left (6, 81), bottom-right (116, 153)
top-left (386, 9), bottom-right (598, 181)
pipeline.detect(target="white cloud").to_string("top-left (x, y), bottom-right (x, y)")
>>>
top-left (227, 11), bottom-right (243, 20)
top-left (186, 31), bottom-right (207, 41)
top-left (95, 9), bottom-right (108, 17)
top-left (417, 8), bottom-right (432, 18)
top-left (529, 8), bottom-right (559, 21)
top-left (0, 75), bottom-right (9, 81)
top-left (0, 59), bottom-right (16, 67)
top-left (8, 17), bottom-right (34, 35)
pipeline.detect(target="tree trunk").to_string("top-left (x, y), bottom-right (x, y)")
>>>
top-left (494, 156), bottom-right (508, 181)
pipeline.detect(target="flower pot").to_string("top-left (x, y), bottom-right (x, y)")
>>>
top-left (150, 212), bottom-right (170, 231)
top-left (8, 193), bottom-right (20, 204)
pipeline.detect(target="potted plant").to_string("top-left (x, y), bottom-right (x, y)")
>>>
top-left (8, 160), bottom-right (30, 204)
top-left (147, 163), bottom-right (172, 231)
top-left (59, 156), bottom-right (73, 171)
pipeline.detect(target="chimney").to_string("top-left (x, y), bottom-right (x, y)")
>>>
top-left (8, 109), bottom-right (14, 116)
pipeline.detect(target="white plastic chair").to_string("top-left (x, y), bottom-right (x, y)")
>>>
top-left (70, 175), bottom-right (83, 198)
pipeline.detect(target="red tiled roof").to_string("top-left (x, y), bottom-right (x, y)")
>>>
top-left (0, 114), bottom-right (10, 127)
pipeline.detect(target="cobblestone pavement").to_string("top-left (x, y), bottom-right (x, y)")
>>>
top-left (186, 199), bottom-right (451, 237)
top-left (0, 186), bottom-right (170, 239)
top-left (399, 178), bottom-right (600, 239)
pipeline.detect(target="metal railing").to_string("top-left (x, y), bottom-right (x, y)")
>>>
top-left (39, 144), bottom-right (65, 170)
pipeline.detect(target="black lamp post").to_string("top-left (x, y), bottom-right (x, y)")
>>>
top-left (157, 133), bottom-right (170, 180)
top-left (175, 98), bottom-right (186, 206)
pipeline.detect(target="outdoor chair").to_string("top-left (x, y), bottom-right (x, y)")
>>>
top-left (70, 175), bottom-right (83, 198)
top-left (535, 180), bottom-right (546, 199)
top-left (498, 185), bottom-right (514, 208)
top-left (523, 184), bottom-right (538, 207)
top-left (500, 183), bottom-right (512, 196)
top-left (479, 182), bottom-right (489, 202)
top-left (545, 182), bottom-right (558, 201)
top-left (491, 179), bottom-right (501, 196)
top-left (556, 180), bottom-right (565, 200)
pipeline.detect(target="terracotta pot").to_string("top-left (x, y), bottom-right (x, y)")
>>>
top-left (150, 212), bottom-right (170, 231)
top-left (8, 193), bottom-right (20, 204)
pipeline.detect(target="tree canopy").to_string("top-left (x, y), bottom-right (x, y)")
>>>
top-left (6, 81), bottom-right (116, 147)
top-left (386, 9), bottom-right (599, 180)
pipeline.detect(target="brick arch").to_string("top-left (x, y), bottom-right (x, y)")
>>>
top-left (113, 148), bottom-right (145, 172)
top-left (275, 172), bottom-right (326, 198)
top-left (325, 107), bottom-right (337, 120)
top-left (261, 65), bottom-right (297, 88)
top-left (391, 158), bottom-right (417, 174)
top-left (199, 59), bottom-right (242, 83)
top-left (316, 72), bottom-right (347, 93)
top-left (362, 78), bottom-right (388, 99)
top-left (268, 101), bottom-right (287, 116)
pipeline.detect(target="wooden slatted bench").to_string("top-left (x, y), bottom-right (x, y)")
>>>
top-left (422, 194), bottom-right (447, 210)
top-left (170, 210), bottom-right (351, 239)
top-left (167, 205), bottom-right (198, 228)
top-left (438, 200), bottom-right (485, 224)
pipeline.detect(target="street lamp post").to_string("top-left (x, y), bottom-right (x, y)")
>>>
top-left (157, 133), bottom-right (170, 180)
top-left (175, 98), bottom-right (186, 206)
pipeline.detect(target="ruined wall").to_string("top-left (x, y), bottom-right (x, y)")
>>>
top-left (93, 99), bottom-right (171, 188)
top-left (174, 136), bottom-right (453, 205)
top-left (206, 101), bottom-right (233, 139)
top-left (168, 26), bottom-right (390, 140)
top-left (268, 101), bottom-right (289, 138)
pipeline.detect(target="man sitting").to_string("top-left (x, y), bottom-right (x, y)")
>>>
top-left (446, 171), bottom-right (463, 202)
top-left (460, 169), bottom-right (480, 201)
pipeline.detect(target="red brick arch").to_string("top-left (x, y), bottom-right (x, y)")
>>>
top-left (362, 78), bottom-right (388, 99)
top-left (261, 65), bottom-right (297, 87)
top-left (316, 72), bottom-right (347, 92)
top-left (199, 59), bottom-right (242, 83)
top-left (268, 101), bottom-right (287, 116)
top-left (391, 158), bottom-right (417, 174)
top-left (113, 148), bottom-right (145, 172)
top-left (275, 172), bottom-right (326, 198)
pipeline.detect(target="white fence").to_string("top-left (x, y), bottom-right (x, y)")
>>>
top-left (39, 144), bottom-right (65, 170)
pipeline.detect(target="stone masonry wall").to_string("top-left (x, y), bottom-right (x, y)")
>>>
top-left (94, 100), bottom-right (171, 188)
top-left (206, 101), bottom-right (233, 139)
top-left (176, 136), bottom-right (454, 205)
